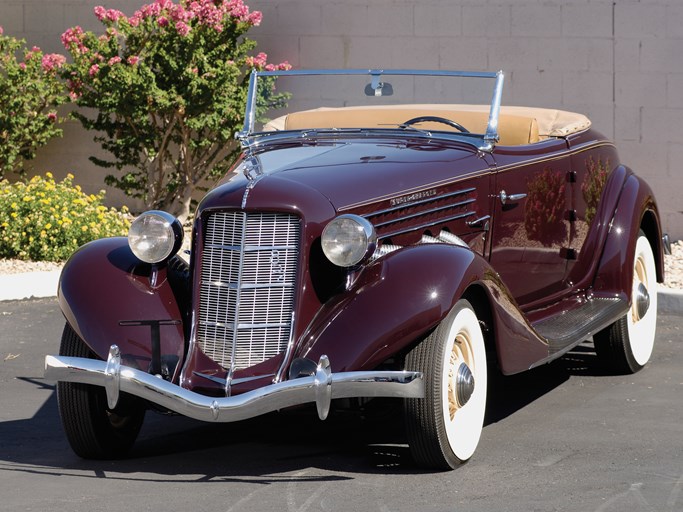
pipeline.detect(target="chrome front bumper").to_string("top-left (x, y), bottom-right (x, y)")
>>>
top-left (44, 346), bottom-right (424, 422)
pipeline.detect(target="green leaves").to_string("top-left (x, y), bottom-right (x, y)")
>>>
top-left (0, 32), bottom-right (67, 178)
top-left (60, 0), bottom-right (289, 221)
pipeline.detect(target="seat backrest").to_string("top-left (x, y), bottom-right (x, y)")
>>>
top-left (281, 105), bottom-right (540, 145)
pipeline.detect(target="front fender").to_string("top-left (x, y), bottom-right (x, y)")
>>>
top-left (294, 243), bottom-right (548, 374)
top-left (58, 237), bottom-right (185, 380)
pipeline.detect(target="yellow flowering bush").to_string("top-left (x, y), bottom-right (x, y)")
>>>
top-left (0, 172), bottom-right (130, 261)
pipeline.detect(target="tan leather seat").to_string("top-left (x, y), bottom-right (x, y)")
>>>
top-left (284, 106), bottom-right (539, 145)
top-left (266, 104), bottom-right (591, 146)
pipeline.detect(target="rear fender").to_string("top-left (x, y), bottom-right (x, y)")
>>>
top-left (58, 237), bottom-right (186, 381)
top-left (294, 244), bottom-right (548, 375)
top-left (593, 173), bottom-right (664, 297)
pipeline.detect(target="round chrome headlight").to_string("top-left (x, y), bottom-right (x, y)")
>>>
top-left (321, 214), bottom-right (377, 267)
top-left (128, 211), bottom-right (183, 264)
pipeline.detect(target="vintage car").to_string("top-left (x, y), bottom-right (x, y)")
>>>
top-left (45, 69), bottom-right (669, 470)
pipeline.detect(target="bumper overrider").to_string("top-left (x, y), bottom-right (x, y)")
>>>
top-left (44, 345), bottom-right (424, 422)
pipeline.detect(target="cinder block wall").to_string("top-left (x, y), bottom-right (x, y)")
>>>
top-left (2, 0), bottom-right (681, 238)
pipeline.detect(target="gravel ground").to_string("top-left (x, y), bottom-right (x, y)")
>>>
top-left (1, 240), bottom-right (681, 287)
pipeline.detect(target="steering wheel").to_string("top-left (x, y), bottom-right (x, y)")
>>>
top-left (400, 116), bottom-right (470, 133)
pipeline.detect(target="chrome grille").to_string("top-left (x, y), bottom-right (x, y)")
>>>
top-left (197, 212), bottom-right (300, 371)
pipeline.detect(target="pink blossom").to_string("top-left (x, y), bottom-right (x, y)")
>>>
top-left (247, 11), bottom-right (262, 26)
top-left (89, 64), bottom-right (100, 77)
top-left (105, 9), bottom-right (126, 22)
top-left (69, 91), bottom-right (80, 101)
top-left (127, 55), bottom-right (140, 66)
top-left (19, 62), bottom-right (26, 71)
top-left (94, 6), bottom-right (106, 21)
top-left (246, 52), bottom-right (268, 69)
top-left (41, 53), bottom-right (66, 72)
top-left (108, 56), bottom-right (122, 65)
top-left (175, 21), bottom-right (191, 36)
top-left (157, 16), bottom-right (169, 27)
top-left (61, 26), bottom-right (87, 53)
top-left (0, 26), bottom-right (3, 35)
top-left (31, 46), bottom-right (41, 53)
top-left (47, 112), bottom-right (57, 122)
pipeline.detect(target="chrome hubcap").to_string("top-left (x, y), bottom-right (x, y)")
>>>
top-left (455, 362), bottom-right (475, 408)
top-left (635, 282), bottom-right (650, 321)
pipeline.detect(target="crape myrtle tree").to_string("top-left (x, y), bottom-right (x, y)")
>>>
top-left (61, 0), bottom-right (290, 222)
top-left (0, 27), bottom-right (67, 178)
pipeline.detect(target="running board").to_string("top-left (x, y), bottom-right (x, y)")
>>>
top-left (532, 297), bottom-right (628, 361)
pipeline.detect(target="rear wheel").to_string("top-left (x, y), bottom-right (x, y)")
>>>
top-left (594, 233), bottom-right (658, 374)
top-left (404, 299), bottom-right (487, 470)
top-left (57, 323), bottom-right (145, 459)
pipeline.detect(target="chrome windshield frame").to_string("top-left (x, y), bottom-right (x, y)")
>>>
top-left (238, 69), bottom-right (505, 153)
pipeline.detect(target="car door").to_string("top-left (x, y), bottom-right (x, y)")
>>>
top-left (488, 139), bottom-right (573, 307)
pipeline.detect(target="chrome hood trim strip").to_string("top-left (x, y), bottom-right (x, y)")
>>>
top-left (45, 353), bottom-right (424, 422)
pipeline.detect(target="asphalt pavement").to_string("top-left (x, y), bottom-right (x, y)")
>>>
top-left (1, 298), bottom-right (682, 512)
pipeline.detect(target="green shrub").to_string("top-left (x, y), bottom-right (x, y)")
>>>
top-left (0, 27), bottom-right (67, 178)
top-left (60, 0), bottom-right (290, 222)
top-left (0, 172), bottom-right (130, 261)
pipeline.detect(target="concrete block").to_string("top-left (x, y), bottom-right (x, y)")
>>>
top-left (299, 35), bottom-right (347, 68)
top-left (587, 38), bottom-right (613, 71)
top-left (538, 38), bottom-right (589, 72)
top-left (511, 4), bottom-right (561, 38)
top-left (509, 70), bottom-right (563, 108)
top-left (666, 74), bottom-right (683, 108)
top-left (346, 36), bottom-right (394, 68)
top-left (562, 71), bottom-right (613, 106)
top-left (0, 4), bottom-right (24, 34)
top-left (615, 3), bottom-right (666, 39)
top-left (366, 3), bottom-right (413, 37)
top-left (439, 37), bottom-right (490, 72)
top-left (275, 2), bottom-right (322, 36)
top-left (390, 37), bottom-right (440, 70)
top-left (488, 37), bottom-right (539, 71)
top-left (641, 107), bottom-right (683, 144)
top-left (614, 39), bottom-right (641, 73)
top-left (561, 3), bottom-right (612, 38)
top-left (641, 39), bottom-right (683, 73)
top-left (321, 4), bottom-right (369, 37)
top-left (667, 144), bottom-right (683, 177)
top-left (414, 4), bottom-right (461, 37)
top-left (462, 4), bottom-right (510, 37)
top-left (23, 3), bottom-right (63, 35)
top-left (614, 106), bottom-right (640, 142)
top-left (616, 141), bottom-right (666, 179)
top-left (666, 4), bottom-right (683, 39)
top-left (615, 72), bottom-right (666, 108)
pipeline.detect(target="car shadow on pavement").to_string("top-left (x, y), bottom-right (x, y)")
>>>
top-left (0, 341), bottom-right (607, 479)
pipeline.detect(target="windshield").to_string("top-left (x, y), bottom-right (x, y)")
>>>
top-left (239, 70), bottom-right (505, 151)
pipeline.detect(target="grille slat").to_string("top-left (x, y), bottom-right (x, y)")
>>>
top-left (197, 211), bottom-right (300, 371)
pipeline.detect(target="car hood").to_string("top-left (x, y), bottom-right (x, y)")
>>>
top-left (199, 138), bottom-right (490, 215)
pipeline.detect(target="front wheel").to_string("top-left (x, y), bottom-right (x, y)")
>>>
top-left (56, 323), bottom-right (146, 459)
top-left (594, 233), bottom-right (658, 374)
top-left (404, 299), bottom-right (488, 470)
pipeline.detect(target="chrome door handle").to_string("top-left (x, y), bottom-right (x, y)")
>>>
top-left (499, 190), bottom-right (527, 205)
top-left (466, 215), bottom-right (491, 230)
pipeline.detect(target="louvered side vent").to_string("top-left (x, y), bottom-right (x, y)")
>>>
top-left (197, 212), bottom-right (300, 371)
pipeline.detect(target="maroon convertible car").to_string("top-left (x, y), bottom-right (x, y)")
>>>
top-left (45, 69), bottom-right (669, 470)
